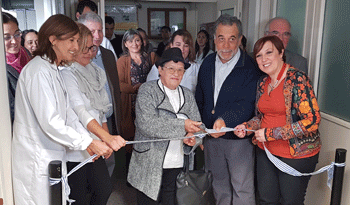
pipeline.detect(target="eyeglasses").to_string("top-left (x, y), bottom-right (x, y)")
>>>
top-left (267, 31), bottom-right (291, 38)
top-left (163, 66), bottom-right (185, 74)
top-left (4, 31), bottom-right (22, 41)
top-left (82, 45), bottom-right (98, 54)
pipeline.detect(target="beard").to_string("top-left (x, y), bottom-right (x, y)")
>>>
top-left (216, 48), bottom-right (237, 62)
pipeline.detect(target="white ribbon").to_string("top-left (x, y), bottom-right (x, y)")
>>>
top-left (49, 154), bottom-right (97, 204)
top-left (262, 142), bottom-right (345, 189)
top-left (196, 127), bottom-right (347, 189)
top-left (49, 126), bottom-right (346, 204)
top-left (125, 132), bottom-right (207, 145)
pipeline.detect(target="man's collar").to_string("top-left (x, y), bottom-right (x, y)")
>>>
top-left (95, 46), bottom-right (102, 58)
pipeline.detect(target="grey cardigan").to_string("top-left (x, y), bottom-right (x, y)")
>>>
top-left (127, 80), bottom-right (201, 201)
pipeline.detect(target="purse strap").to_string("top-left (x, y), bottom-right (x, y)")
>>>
top-left (183, 154), bottom-right (190, 172)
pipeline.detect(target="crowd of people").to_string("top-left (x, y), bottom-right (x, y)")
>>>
top-left (3, 0), bottom-right (321, 204)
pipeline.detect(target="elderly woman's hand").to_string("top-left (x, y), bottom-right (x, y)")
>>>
top-left (185, 119), bottom-right (202, 133)
top-left (254, 128), bottom-right (266, 142)
top-left (234, 124), bottom-right (246, 138)
top-left (183, 133), bottom-right (196, 146)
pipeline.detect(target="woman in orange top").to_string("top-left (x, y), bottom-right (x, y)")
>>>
top-left (235, 36), bottom-right (321, 205)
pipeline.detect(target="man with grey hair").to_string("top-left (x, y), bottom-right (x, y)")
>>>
top-left (75, 0), bottom-right (118, 60)
top-left (78, 12), bottom-right (123, 176)
top-left (196, 14), bottom-right (262, 204)
top-left (265, 17), bottom-right (308, 74)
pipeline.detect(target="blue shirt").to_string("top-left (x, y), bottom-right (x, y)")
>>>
top-left (214, 49), bottom-right (241, 106)
top-left (92, 48), bottom-right (114, 118)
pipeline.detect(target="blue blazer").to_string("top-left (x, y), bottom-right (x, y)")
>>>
top-left (195, 50), bottom-right (263, 139)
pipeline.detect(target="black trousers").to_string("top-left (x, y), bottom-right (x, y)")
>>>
top-left (137, 168), bottom-right (182, 205)
top-left (256, 147), bottom-right (319, 205)
top-left (67, 158), bottom-right (112, 205)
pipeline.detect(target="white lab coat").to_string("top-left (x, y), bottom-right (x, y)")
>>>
top-left (12, 56), bottom-right (93, 205)
top-left (146, 62), bottom-right (200, 93)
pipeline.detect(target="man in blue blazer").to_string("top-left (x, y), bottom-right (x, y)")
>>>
top-left (196, 14), bottom-right (262, 205)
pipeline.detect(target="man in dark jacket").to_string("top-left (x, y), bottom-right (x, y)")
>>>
top-left (196, 14), bottom-right (262, 205)
top-left (265, 17), bottom-right (308, 75)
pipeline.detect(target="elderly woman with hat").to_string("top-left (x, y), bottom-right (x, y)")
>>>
top-left (127, 47), bottom-right (203, 205)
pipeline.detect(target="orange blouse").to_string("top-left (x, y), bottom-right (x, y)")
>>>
top-left (257, 79), bottom-right (319, 159)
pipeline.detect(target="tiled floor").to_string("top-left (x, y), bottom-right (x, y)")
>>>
top-left (107, 149), bottom-right (137, 205)
top-left (106, 147), bottom-right (206, 205)
top-left (107, 178), bottom-right (137, 205)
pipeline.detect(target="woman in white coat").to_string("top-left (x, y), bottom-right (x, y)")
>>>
top-left (146, 29), bottom-right (200, 93)
top-left (12, 14), bottom-right (112, 205)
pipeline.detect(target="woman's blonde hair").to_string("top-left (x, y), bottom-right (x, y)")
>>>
top-left (76, 22), bottom-right (93, 54)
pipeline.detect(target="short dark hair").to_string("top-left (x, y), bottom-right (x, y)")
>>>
top-left (214, 14), bottom-right (242, 37)
top-left (253, 36), bottom-right (286, 62)
top-left (33, 14), bottom-right (80, 65)
top-left (21, 29), bottom-right (38, 46)
top-left (2, 12), bottom-right (18, 26)
top-left (137, 27), bottom-right (146, 34)
top-left (161, 26), bottom-right (171, 33)
top-left (105, 16), bottom-right (114, 25)
top-left (76, 0), bottom-right (98, 15)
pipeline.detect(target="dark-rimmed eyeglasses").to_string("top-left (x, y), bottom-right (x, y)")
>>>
top-left (4, 31), bottom-right (22, 41)
top-left (82, 45), bottom-right (98, 54)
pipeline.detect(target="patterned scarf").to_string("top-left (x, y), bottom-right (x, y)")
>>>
top-left (6, 47), bottom-right (31, 73)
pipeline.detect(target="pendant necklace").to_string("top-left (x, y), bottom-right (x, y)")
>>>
top-left (269, 63), bottom-right (287, 92)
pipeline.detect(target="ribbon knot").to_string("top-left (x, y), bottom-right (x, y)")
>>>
top-left (49, 154), bottom-right (97, 204)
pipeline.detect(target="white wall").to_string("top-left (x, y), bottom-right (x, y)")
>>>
top-left (105, 1), bottom-right (195, 44)
top-left (305, 114), bottom-right (350, 205)
top-left (302, 0), bottom-right (350, 203)
top-left (196, 2), bottom-right (217, 27)
top-left (245, 0), bottom-right (276, 52)
top-left (0, 10), bottom-right (15, 205)
top-left (34, 0), bottom-right (52, 30)
top-left (217, 0), bottom-right (236, 17)
top-left (105, 0), bottom-right (219, 48)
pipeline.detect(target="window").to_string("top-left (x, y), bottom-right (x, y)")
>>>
top-left (147, 8), bottom-right (186, 39)
top-left (317, 0), bottom-right (350, 122)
